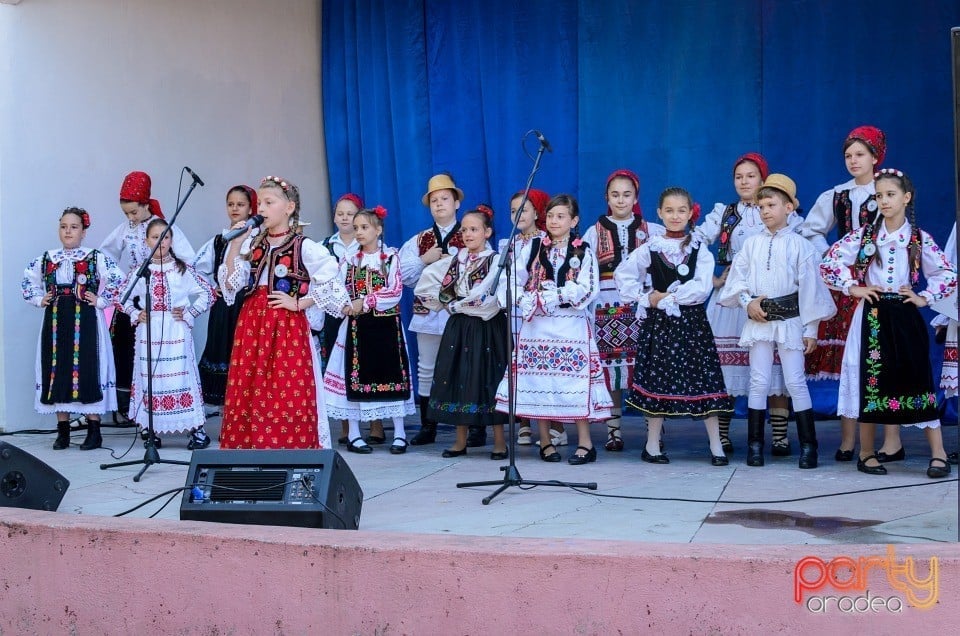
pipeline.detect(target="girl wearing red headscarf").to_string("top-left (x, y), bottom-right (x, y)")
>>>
top-left (800, 126), bottom-right (894, 462)
top-left (582, 169), bottom-right (665, 453)
top-left (696, 153), bottom-right (800, 456)
top-left (101, 171), bottom-right (195, 420)
top-left (192, 186), bottom-right (258, 429)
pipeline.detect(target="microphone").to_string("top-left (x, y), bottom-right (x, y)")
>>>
top-left (185, 166), bottom-right (205, 187)
top-left (223, 214), bottom-right (264, 240)
top-left (534, 130), bottom-right (553, 153)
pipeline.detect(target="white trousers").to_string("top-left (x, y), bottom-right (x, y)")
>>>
top-left (748, 342), bottom-right (811, 411)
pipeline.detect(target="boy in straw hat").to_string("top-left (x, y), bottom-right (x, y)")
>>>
top-left (718, 174), bottom-right (836, 469)
top-left (399, 173), bottom-right (486, 445)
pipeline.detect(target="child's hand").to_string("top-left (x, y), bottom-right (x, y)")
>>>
top-left (40, 291), bottom-right (54, 307)
top-left (172, 307), bottom-right (186, 321)
top-left (83, 291), bottom-right (99, 306)
top-left (350, 298), bottom-right (366, 314)
top-left (267, 292), bottom-right (297, 311)
top-left (747, 296), bottom-right (768, 322)
top-left (648, 290), bottom-right (668, 308)
top-left (849, 284), bottom-right (881, 302)
top-left (137, 310), bottom-right (147, 324)
top-left (227, 220), bottom-right (251, 244)
top-left (341, 304), bottom-right (354, 317)
top-left (899, 286), bottom-right (928, 307)
top-left (421, 246), bottom-right (444, 265)
top-left (803, 337), bottom-right (817, 354)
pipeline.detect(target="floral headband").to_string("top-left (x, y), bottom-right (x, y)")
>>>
top-left (874, 168), bottom-right (904, 179)
top-left (261, 175), bottom-right (292, 192)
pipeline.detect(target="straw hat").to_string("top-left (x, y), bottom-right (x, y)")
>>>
top-left (761, 173), bottom-right (800, 209)
top-left (421, 174), bottom-right (464, 206)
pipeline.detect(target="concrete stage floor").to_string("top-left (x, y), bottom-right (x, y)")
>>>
top-left (5, 413), bottom-right (957, 545)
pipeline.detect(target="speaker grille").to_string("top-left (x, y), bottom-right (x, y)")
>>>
top-left (208, 469), bottom-right (287, 502)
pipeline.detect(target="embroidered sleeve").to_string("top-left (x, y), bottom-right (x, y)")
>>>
top-left (192, 237), bottom-right (217, 285)
top-left (303, 239), bottom-right (350, 318)
top-left (399, 234), bottom-right (426, 287)
top-left (413, 255), bottom-right (453, 312)
top-left (185, 265), bottom-right (217, 319)
top-left (819, 228), bottom-right (862, 293)
top-left (693, 202), bottom-right (726, 245)
top-left (119, 270), bottom-right (145, 319)
top-left (918, 230), bottom-right (957, 305)
top-left (800, 188), bottom-right (837, 255)
top-left (98, 223), bottom-right (126, 265)
top-left (170, 226), bottom-right (196, 262)
top-left (716, 247), bottom-right (753, 309)
top-left (451, 257), bottom-right (502, 319)
top-left (96, 251), bottom-right (125, 308)
top-left (219, 253), bottom-right (250, 305)
top-left (21, 254), bottom-right (46, 306)
top-left (558, 246), bottom-right (599, 309)
top-left (370, 252), bottom-right (404, 312)
top-left (672, 245), bottom-right (714, 306)
top-left (798, 240), bottom-right (837, 337)
top-left (613, 243), bottom-right (652, 305)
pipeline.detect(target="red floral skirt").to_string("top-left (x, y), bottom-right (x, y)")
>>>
top-left (221, 288), bottom-right (320, 449)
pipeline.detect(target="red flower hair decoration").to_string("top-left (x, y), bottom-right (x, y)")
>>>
top-left (374, 205), bottom-right (388, 220)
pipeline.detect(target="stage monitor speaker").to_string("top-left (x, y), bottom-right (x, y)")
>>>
top-left (0, 441), bottom-right (70, 511)
top-left (180, 449), bottom-right (362, 530)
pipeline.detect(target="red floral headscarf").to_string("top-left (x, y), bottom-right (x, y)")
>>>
top-left (605, 169), bottom-right (642, 217)
top-left (845, 125), bottom-right (887, 166)
top-left (733, 152), bottom-right (769, 181)
top-left (512, 188), bottom-right (550, 231)
top-left (119, 171), bottom-right (164, 219)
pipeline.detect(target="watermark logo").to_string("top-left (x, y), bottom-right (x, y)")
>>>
top-left (794, 545), bottom-right (938, 613)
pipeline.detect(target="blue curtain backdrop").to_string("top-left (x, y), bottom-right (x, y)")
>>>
top-left (322, 0), bottom-right (960, 415)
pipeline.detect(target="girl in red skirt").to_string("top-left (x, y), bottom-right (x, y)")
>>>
top-left (218, 176), bottom-right (350, 449)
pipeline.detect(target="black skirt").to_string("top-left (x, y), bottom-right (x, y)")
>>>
top-left (859, 295), bottom-right (939, 424)
top-left (40, 295), bottom-right (102, 405)
top-left (429, 312), bottom-right (509, 426)
top-left (198, 294), bottom-right (245, 406)
top-left (627, 304), bottom-right (733, 418)
top-left (344, 313), bottom-right (412, 402)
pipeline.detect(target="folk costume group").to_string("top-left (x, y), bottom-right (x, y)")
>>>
top-left (22, 125), bottom-right (960, 479)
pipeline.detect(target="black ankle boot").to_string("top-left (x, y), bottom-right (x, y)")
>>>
top-left (795, 409), bottom-right (819, 469)
top-left (52, 421), bottom-right (71, 450)
top-left (79, 419), bottom-right (102, 451)
top-left (410, 396), bottom-right (437, 446)
top-left (466, 424), bottom-right (487, 447)
top-left (746, 408), bottom-right (765, 467)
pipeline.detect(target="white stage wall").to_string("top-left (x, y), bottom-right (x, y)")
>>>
top-left (0, 0), bottom-right (330, 431)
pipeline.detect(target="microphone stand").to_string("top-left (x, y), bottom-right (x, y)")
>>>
top-left (101, 174), bottom-right (202, 481)
top-left (456, 132), bottom-right (597, 503)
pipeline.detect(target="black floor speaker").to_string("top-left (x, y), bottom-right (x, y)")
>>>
top-left (180, 449), bottom-right (363, 530)
top-left (0, 441), bottom-right (70, 511)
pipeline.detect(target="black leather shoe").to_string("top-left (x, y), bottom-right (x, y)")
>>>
top-left (641, 449), bottom-right (669, 464)
top-left (389, 438), bottom-right (408, 455)
top-left (949, 451), bottom-right (958, 465)
top-left (347, 437), bottom-right (373, 454)
top-left (927, 457), bottom-right (951, 478)
top-left (568, 445), bottom-right (596, 465)
top-left (834, 448), bottom-right (854, 462)
top-left (746, 442), bottom-right (764, 466)
top-left (409, 425), bottom-right (437, 446)
top-left (489, 450), bottom-right (508, 460)
top-left (721, 439), bottom-right (733, 454)
top-left (857, 454), bottom-right (887, 475)
top-left (337, 436), bottom-right (349, 446)
top-left (876, 447), bottom-right (905, 463)
top-left (52, 422), bottom-right (71, 450)
top-left (711, 455), bottom-right (729, 466)
top-left (441, 447), bottom-right (467, 458)
top-left (466, 425), bottom-right (487, 448)
top-left (539, 444), bottom-right (561, 462)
